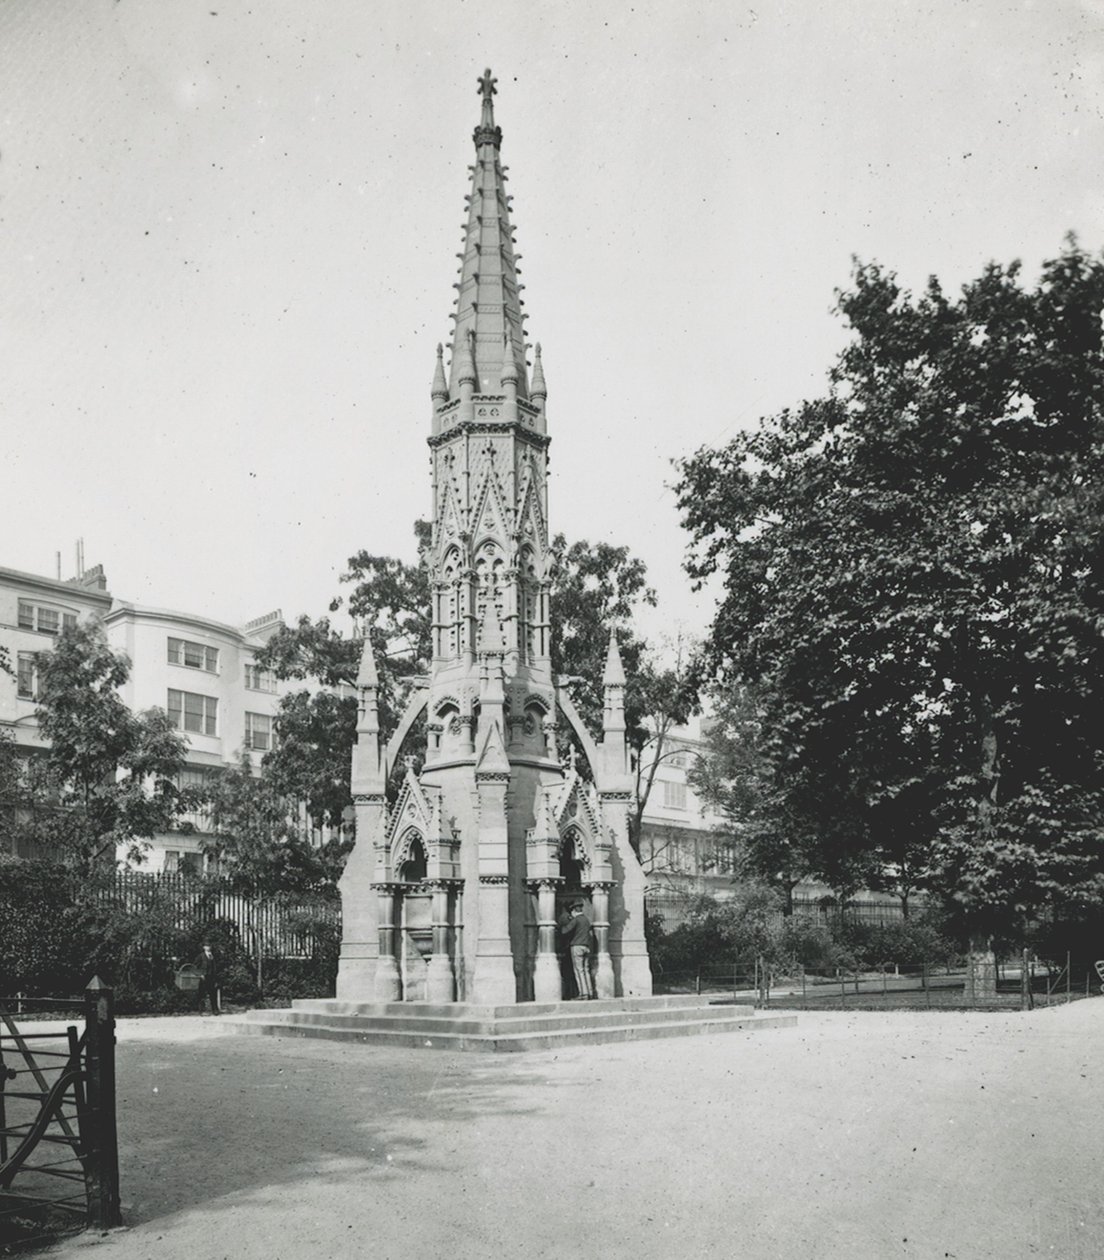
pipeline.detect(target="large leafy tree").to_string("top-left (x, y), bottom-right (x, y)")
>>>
top-left (9, 623), bottom-right (195, 868)
top-left (677, 239), bottom-right (1104, 946)
top-left (202, 756), bottom-right (347, 894)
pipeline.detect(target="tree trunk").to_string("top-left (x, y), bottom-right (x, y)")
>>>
top-left (965, 691), bottom-right (1000, 1001)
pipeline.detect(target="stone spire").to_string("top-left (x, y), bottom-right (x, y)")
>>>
top-left (448, 68), bottom-right (528, 398)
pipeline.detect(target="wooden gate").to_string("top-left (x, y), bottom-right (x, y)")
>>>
top-left (0, 978), bottom-right (121, 1243)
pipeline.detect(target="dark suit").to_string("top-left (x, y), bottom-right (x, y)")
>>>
top-left (193, 948), bottom-right (220, 1014)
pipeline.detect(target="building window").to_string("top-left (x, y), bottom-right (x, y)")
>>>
top-left (168, 689), bottom-right (218, 736)
top-left (164, 850), bottom-right (201, 876)
top-left (176, 768), bottom-right (215, 833)
top-left (244, 663), bottom-right (276, 693)
top-left (18, 601), bottom-right (77, 635)
top-left (244, 711), bottom-right (273, 751)
top-left (662, 779), bottom-right (687, 810)
top-left (668, 749), bottom-right (690, 770)
top-left (17, 653), bottom-right (39, 700)
top-left (167, 637), bottom-right (219, 673)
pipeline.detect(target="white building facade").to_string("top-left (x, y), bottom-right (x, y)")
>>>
top-left (0, 558), bottom-right (321, 872)
top-left (102, 602), bottom-right (295, 872)
top-left (637, 717), bottom-right (739, 925)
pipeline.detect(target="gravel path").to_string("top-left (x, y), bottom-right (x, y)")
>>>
top-left (45, 1000), bottom-right (1102, 1260)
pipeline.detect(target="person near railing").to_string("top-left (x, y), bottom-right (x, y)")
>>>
top-left (193, 942), bottom-right (221, 1015)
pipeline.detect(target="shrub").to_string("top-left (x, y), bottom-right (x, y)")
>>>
top-left (0, 857), bottom-right (88, 994)
top-left (832, 912), bottom-right (961, 968)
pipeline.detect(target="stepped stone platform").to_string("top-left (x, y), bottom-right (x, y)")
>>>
top-left (229, 995), bottom-right (796, 1053)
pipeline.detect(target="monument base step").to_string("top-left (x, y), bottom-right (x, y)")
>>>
top-left (228, 995), bottom-right (796, 1052)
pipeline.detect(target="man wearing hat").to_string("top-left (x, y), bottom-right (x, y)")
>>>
top-left (559, 901), bottom-right (596, 1000)
top-left (193, 940), bottom-right (221, 1015)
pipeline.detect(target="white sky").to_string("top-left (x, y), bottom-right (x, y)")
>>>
top-left (3, 0), bottom-right (1103, 649)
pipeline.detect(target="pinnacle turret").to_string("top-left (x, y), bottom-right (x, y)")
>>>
top-left (603, 630), bottom-right (626, 686)
top-left (499, 331), bottom-right (519, 387)
top-left (447, 68), bottom-right (528, 399)
top-left (431, 343), bottom-right (449, 401)
top-left (357, 635), bottom-right (379, 688)
top-left (530, 343), bottom-right (547, 406)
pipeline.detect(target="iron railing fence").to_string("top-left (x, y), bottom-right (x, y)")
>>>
top-left (653, 956), bottom-right (1104, 1010)
top-left (790, 895), bottom-right (915, 924)
top-left (86, 870), bottom-right (340, 962)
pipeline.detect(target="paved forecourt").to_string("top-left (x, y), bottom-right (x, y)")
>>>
top-left (51, 1000), bottom-right (1103, 1260)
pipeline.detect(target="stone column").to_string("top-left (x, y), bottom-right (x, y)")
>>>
top-left (336, 793), bottom-right (385, 1000)
top-left (965, 938), bottom-right (997, 1002)
top-left (601, 789), bottom-right (653, 997)
top-left (589, 881), bottom-right (616, 999)
top-left (527, 877), bottom-right (564, 1002)
top-left (425, 879), bottom-right (458, 1003)
top-left (372, 883), bottom-right (402, 1002)
top-left (471, 874), bottom-right (515, 1005)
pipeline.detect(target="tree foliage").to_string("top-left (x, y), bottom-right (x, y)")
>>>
top-left (677, 239), bottom-right (1104, 934)
top-left (202, 755), bottom-right (350, 894)
top-left (6, 623), bottom-right (196, 868)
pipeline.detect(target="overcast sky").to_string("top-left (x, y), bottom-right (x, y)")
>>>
top-left (3, 0), bottom-right (1103, 649)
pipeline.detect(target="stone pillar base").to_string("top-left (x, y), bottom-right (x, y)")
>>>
top-left (374, 954), bottom-right (402, 1003)
top-left (470, 956), bottom-right (516, 1006)
top-left (595, 952), bottom-right (616, 999)
top-left (533, 952), bottom-right (562, 1003)
top-left (426, 953), bottom-right (456, 1004)
top-left (618, 954), bottom-right (653, 997)
top-left (336, 953), bottom-right (377, 1002)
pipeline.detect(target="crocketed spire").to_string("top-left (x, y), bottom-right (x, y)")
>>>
top-left (447, 68), bottom-right (528, 398)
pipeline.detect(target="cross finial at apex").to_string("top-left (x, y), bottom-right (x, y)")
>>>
top-left (478, 68), bottom-right (497, 101)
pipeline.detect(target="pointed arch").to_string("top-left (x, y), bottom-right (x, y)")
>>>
top-left (396, 830), bottom-right (428, 882)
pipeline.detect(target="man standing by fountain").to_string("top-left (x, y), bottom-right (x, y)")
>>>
top-left (560, 902), bottom-right (596, 1000)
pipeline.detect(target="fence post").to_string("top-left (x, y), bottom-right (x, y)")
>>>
top-left (0, 1037), bottom-right (8, 1164)
top-left (922, 961), bottom-right (930, 1008)
top-left (1067, 951), bottom-right (1071, 1004)
top-left (801, 965), bottom-right (807, 1011)
top-left (84, 976), bottom-right (122, 1230)
top-left (1020, 948), bottom-right (1030, 1011)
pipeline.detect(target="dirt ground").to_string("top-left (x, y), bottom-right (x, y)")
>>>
top-left (41, 1000), bottom-right (1103, 1260)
